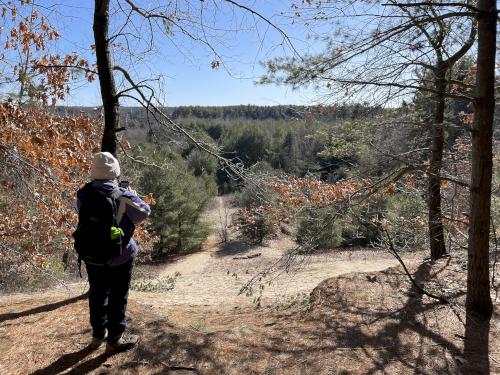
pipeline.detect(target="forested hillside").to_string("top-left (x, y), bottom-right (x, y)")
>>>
top-left (49, 100), bottom-right (499, 262)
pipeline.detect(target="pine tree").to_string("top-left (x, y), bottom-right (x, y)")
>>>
top-left (140, 157), bottom-right (215, 255)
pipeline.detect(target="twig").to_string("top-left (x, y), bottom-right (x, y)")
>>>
top-left (491, 208), bottom-right (499, 301)
top-left (233, 253), bottom-right (261, 260)
top-left (159, 361), bottom-right (198, 372)
top-left (382, 228), bottom-right (449, 304)
top-left (119, 141), bottom-right (166, 170)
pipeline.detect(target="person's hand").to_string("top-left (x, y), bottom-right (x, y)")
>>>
top-left (128, 187), bottom-right (137, 195)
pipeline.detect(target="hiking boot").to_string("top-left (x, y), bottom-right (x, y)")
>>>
top-left (106, 333), bottom-right (140, 352)
top-left (89, 330), bottom-right (107, 349)
top-left (89, 336), bottom-right (106, 349)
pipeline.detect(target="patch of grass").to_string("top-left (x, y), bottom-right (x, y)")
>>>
top-left (131, 266), bottom-right (154, 280)
top-left (187, 317), bottom-right (208, 332)
top-left (130, 276), bottom-right (176, 293)
top-left (268, 292), bottom-right (310, 311)
top-left (262, 368), bottom-right (277, 375)
top-left (130, 267), bottom-right (176, 292)
top-left (288, 292), bottom-right (310, 308)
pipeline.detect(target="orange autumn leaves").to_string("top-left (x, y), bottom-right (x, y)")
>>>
top-left (0, 103), bottom-right (101, 266)
top-left (0, 102), bottom-right (156, 268)
top-left (0, 1), bottom-right (102, 269)
top-left (234, 177), bottom-right (371, 243)
top-left (267, 176), bottom-right (369, 208)
top-left (4, 7), bottom-right (59, 52)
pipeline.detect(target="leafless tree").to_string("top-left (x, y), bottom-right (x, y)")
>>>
top-left (91, 0), bottom-right (296, 155)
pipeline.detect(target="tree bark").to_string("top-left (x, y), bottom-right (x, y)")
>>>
top-left (466, 0), bottom-right (496, 320)
top-left (93, 0), bottom-right (119, 155)
top-left (428, 64), bottom-right (448, 260)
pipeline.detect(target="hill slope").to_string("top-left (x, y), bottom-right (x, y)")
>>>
top-left (1, 258), bottom-right (498, 375)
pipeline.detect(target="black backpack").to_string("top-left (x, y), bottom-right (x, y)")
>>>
top-left (73, 182), bottom-right (125, 265)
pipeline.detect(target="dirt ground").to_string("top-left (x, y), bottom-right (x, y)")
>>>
top-left (1, 258), bottom-right (498, 375)
top-left (0, 197), bottom-right (499, 374)
top-left (132, 237), bottom-right (413, 315)
top-left (130, 197), bottom-right (419, 317)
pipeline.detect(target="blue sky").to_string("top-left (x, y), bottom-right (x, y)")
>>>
top-left (35, 0), bottom-right (318, 107)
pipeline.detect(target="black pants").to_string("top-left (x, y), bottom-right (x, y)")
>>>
top-left (85, 259), bottom-right (133, 340)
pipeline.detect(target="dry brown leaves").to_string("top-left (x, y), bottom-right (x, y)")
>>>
top-left (0, 102), bottom-right (101, 266)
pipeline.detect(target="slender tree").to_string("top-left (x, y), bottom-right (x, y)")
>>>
top-left (466, 0), bottom-right (496, 319)
top-left (393, 3), bottom-right (476, 259)
top-left (93, 0), bottom-right (120, 155)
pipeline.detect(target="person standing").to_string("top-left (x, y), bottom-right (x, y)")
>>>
top-left (74, 152), bottom-right (150, 351)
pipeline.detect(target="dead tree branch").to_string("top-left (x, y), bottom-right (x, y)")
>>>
top-left (381, 227), bottom-right (449, 304)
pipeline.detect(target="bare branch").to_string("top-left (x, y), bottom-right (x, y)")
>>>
top-left (34, 64), bottom-right (98, 75)
top-left (383, 2), bottom-right (480, 13)
top-left (381, 227), bottom-right (449, 304)
top-left (221, 0), bottom-right (300, 57)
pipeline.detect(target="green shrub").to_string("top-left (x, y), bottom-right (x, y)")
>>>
top-left (342, 196), bottom-right (388, 246)
top-left (342, 191), bottom-right (426, 250)
top-left (292, 190), bottom-right (426, 251)
top-left (295, 208), bottom-right (343, 250)
top-left (385, 191), bottom-right (427, 250)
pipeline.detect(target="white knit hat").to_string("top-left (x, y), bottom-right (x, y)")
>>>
top-left (91, 152), bottom-right (121, 180)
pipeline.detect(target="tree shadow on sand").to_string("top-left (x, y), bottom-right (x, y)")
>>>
top-left (0, 292), bottom-right (88, 323)
top-left (215, 240), bottom-right (261, 257)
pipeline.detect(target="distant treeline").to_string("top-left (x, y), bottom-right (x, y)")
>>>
top-left (52, 104), bottom-right (389, 190)
top-left (53, 104), bottom-right (385, 124)
top-left (170, 104), bottom-right (383, 121)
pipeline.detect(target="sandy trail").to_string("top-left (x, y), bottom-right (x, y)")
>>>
top-left (131, 197), bottom-right (417, 311)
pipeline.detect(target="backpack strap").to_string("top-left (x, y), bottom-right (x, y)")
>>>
top-left (109, 187), bottom-right (125, 200)
top-left (112, 188), bottom-right (127, 224)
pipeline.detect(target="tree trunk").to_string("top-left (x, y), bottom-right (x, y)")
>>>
top-left (93, 0), bottom-right (119, 155)
top-left (466, 0), bottom-right (496, 320)
top-left (428, 64), bottom-right (448, 260)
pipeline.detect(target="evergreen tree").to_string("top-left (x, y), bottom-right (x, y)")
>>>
top-left (140, 154), bottom-right (216, 255)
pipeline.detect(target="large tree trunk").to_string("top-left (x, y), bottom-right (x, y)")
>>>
top-left (465, 0), bottom-right (496, 320)
top-left (428, 64), bottom-right (448, 260)
top-left (93, 0), bottom-right (119, 155)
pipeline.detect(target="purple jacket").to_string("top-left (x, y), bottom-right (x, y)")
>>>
top-left (76, 180), bottom-right (151, 266)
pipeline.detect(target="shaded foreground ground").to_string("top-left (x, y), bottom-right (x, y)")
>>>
top-left (1, 258), bottom-right (498, 374)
